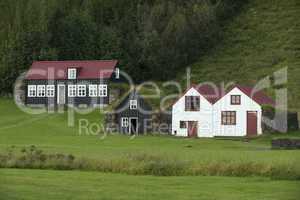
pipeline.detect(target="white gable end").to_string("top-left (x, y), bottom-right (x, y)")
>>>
top-left (171, 86), bottom-right (263, 138)
top-left (172, 87), bottom-right (214, 137)
top-left (213, 87), bottom-right (262, 136)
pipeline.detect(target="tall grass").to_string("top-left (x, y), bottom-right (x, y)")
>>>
top-left (1, 146), bottom-right (299, 180)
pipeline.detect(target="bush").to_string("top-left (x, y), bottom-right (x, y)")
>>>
top-left (0, 146), bottom-right (299, 180)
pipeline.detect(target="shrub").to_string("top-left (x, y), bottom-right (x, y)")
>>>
top-left (0, 146), bottom-right (299, 180)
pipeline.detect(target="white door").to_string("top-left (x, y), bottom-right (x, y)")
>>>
top-left (57, 85), bottom-right (66, 104)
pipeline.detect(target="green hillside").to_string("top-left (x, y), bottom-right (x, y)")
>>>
top-left (184, 0), bottom-right (300, 110)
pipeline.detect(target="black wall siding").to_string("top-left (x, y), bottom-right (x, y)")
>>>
top-left (115, 91), bottom-right (152, 134)
top-left (25, 79), bottom-right (110, 106)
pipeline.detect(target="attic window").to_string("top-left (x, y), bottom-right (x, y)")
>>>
top-left (68, 68), bottom-right (77, 79)
top-left (231, 95), bottom-right (241, 105)
top-left (185, 96), bottom-right (200, 111)
top-left (130, 100), bottom-right (137, 109)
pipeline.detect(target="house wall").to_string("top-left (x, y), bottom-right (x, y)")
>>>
top-left (171, 88), bottom-right (214, 137)
top-left (25, 79), bottom-right (109, 106)
top-left (116, 93), bottom-right (152, 134)
top-left (213, 88), bottom-right (262, 136)
top-left (171, 87), bottom-right (263, 138)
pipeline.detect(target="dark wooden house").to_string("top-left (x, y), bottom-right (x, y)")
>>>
top-left (24, 60), bottom-right (119, 107)
top-left (114, 90), bottom-right (152, 135)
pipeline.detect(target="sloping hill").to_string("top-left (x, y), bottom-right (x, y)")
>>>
top-left (183, 0), bottom-right (300, 110)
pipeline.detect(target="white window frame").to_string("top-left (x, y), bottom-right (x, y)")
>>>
top-left (115, 68), bottom-right (120, 79)
top-left (77, 85), bottom-right (86, 97)
top-left (130, 100), bottom-right (138, 109)
top-left (89, 85), bottom-right (98, 97)
top-left (28, 85), bottom-right (36, 97)
top-left (37, 85), bottom-right (46, 97)
top-left (68, 85), bottom-right (77, 97)
top-left (46, 85), bottom-right (55, 97)
top-left (121, 117), bottom-right (129, 127)
top-left (99, 84), bottom-right (107, 97)
top-left (68, 68), bottom-right (77, 79)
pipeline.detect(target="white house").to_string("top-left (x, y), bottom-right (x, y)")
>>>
top-left (171, 84), bottom-right (274, 137)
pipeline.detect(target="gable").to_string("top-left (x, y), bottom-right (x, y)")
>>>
top-left (214, 87), bottom-right (261, 109)
top-left (115, 90), bottom-right (152, 113)
top-left (172, 84), bottom-right (274, 109)
top-left (214, 86), bottom-right (275, 106)
top-left (172, 87), bottom-right (213, 109)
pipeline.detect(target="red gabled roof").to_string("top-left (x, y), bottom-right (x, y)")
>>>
top-left (25, 60), bottom-right (118, 80)
top-left (194, 84), bottom-right (226, 104)
top-left (235, 85), bottom-right (275, 106)
top-left (172, 84), bottom-right (275, 106)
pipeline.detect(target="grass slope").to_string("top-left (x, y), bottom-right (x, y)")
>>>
top-left (0, 169), bottom-right (300, 200)
top-left (184, 0), bottom-right (300, 110)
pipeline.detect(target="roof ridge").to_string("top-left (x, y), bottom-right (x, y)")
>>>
top-left (33, 60), bottom-right (118, 63)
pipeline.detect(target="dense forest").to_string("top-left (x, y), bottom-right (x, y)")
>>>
top-left (0, 0), bottom-right (247, 94)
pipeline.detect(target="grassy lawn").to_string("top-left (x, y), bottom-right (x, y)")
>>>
top-left (1, 98), bottom-right (299, 165)
top-left (0, 168), bottom-right (299, 200)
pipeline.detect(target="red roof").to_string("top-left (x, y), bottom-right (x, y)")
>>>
top-left (235, 85), bottom-right (275, 106)
top-left (172, 84), bottom-right (274, 106)
top-left (25, 60), bottom-right (118, 80)
top-left (194, 84), bottom-right (226, 104)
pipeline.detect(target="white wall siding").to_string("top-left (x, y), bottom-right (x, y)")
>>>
top-left (172, 87), bottom-right (263, 138)
top-left (172, 88), bottom-right (214, 137)
top-left (213, 88), bottom-right (262, 136)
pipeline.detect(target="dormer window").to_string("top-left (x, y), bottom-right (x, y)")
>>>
top-left (130, 100), bottom-right (137, 109)
top-left (68, 68), bottom-right (77, 79)
top-left (115, 68), bottom-right (120, 79)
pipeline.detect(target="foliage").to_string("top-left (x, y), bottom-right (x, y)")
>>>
top-left (1, 145), bottom-right (300, 180)
top-left (0, 0), bottom-right (247, 94)
top-left (0, 98), bottom-right (300, 179)
top-left (185, 0), bottom-right (300, 110)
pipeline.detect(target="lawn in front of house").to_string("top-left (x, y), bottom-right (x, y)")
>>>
top-left (0, 98), bottom-right (300, 169)
top-left (0, 168), bottom-right (299, 200)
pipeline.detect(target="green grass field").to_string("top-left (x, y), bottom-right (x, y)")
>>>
top-left (1, 169), bottom-right (299, 200)
top-left (0, 99), bottom-right (300, 200)
top-left (0, 98), bottom-right (299, 166)
top-left (0, 97), bottom-right (300, 199)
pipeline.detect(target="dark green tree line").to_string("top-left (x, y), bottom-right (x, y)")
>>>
top-left (0, 0), bottom-right (247, 94)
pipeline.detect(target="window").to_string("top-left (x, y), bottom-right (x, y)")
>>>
top-left (185, 96), bottom-right (200, 111)
top-left (231, 95), bottom-right (241, 105)
top-left (121, 118), bottom-right (129, 127)
top-left (130, 100), bottom-right (138, 109)
top-left (99, 84), bottom-right (107, 97)
top-left (180, 121), bottom-right (187, 129)
top-left (115, 68), bottom-right (120, 79)
top-left (37, 85), bottom-right (46, 97)
top-left (46, 85), bottom-right (55, 97)
top-left (221, 111), bottom-right (236, 125)
top-left (68, 85), bottom-right (77, 97)
top-left (28, 85), bottom-right (36, 97)
top-left (68, 68), bottom-right (77, 79)
top-left (89, 85), bottom-right (98, 97)
top-left (77, 85), bottom-right (86, 97)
